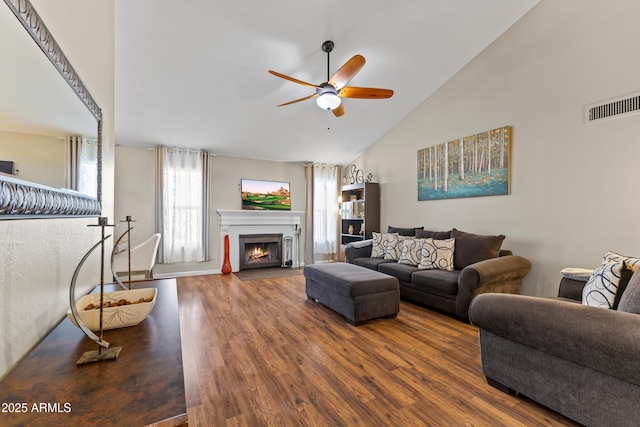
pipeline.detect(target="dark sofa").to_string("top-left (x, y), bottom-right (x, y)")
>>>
top-left (469, 269), bottom-right (640, 426)
top-left (344, 227), bottom-right (531, 320)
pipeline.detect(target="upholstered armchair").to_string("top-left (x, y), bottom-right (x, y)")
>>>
top-left (469, 259), bottom-right (640, 426)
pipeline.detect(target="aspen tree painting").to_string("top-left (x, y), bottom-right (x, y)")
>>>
top-left (418, 126), bottom-right (511, 201)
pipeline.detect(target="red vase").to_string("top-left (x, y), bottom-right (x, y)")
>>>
top-left (221, 234), bottom-right (232, 275)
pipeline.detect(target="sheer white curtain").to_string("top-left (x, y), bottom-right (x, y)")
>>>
top-left (311, 164), bottom-right (340, 257)
top-left (65, 136), bottom-right (98, 197)
top-left (156, 147), bottom-right (209, 264)
top-left (78, 138), bottom-right (98, 197)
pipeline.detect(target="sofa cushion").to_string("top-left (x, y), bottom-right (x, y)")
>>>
top-left (582, 260), bottom-right (632, 309)
top-left (378, 262), bottom-right (420, 283)
top-left (398, 238), bottom-right (425, 266)
top-left (415, 229), bottom-right (452, 240)
top-left (371, 232), bottom-right (396, 258)
top-left (352, 257), bottom-right (395, 271)
top-left (617, 268), bottom-right (640, 314)
top-left (451, 229), bottom-right (505, 270)
top-left (411, 269), bottom-right (460, 295)
top-left (418, 238), bottom-right (455, 271)
top-left (387, 225), bottom-right (424, 236)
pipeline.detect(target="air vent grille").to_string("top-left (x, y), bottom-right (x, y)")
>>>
top-left (585, 92), bottom-right (640, 123)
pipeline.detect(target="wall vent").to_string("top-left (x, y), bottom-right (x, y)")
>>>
top-left (585, 92), bottom-right (640, 123)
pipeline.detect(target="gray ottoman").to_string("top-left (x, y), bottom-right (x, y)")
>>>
top-left (304, 262), bottom-right (400, 325)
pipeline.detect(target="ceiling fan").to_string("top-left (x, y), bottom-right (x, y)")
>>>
top-left (268, 40), bottom-right (394, 117)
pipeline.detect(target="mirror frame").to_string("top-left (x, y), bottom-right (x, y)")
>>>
top-left (0, 0), bottom-right (102, 218)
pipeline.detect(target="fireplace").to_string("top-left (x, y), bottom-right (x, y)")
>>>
top-left (238, 234), bottom-right (283, 270)
top-left (217, 209), bottom-right (303, 273)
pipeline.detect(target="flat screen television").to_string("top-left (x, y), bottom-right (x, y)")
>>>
top-left (0, 160), bottom-right (15, 175)
top-left (241, 179), bottom-right (291, 211)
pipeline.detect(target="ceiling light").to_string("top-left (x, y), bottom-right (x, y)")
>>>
top-left (316, 93), bottom-right (341, 110)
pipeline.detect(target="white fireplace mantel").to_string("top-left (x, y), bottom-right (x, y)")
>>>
top-left (217, 209), bottom-right (305, 272)
top-left (218, 209), bottom-right (304, 229)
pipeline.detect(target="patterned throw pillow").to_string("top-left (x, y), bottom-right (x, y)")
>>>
top-left (371, 232), bottom-right (386, 258)
top-left (601, 251), bottom-right (640, 306)
top-left (418, 238), bottom-right (455, 271)
top-left (384, 234), bottom-right (406, 261)
top-left (398, 238), bottom-right (425, 266)
top-left (604, 251), bottom-right (640, 271)
top-left (582, 260), bottom-right (627, 309)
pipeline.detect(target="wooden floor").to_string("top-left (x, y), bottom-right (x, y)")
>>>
top-left (177, 273), bottom-right (580, 427)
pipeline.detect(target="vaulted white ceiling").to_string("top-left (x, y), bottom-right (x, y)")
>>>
top-left (115, 0), bottom-right (539, 165)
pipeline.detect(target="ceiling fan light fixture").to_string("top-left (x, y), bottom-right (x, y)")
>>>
top-left (269, 40), bottom-right (392, 117)
top-left (316, 92), bottom-right (341, 110)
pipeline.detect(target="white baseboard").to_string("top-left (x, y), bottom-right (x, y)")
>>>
top-left (154, 269), bottom-right (219, 279)
top-left (154, 263), bottom-right (306, 279)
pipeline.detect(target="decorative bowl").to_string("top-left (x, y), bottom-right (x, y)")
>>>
top-left (67, 288), bottom-right (157, 331)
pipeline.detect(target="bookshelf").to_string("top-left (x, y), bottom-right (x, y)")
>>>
top-left (340, 182), bottom-right (380, 245)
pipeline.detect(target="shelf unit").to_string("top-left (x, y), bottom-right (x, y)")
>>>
top-left (340, 182), bottom-right (380, 245)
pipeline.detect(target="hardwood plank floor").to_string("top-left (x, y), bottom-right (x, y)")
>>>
top-left (177, 273), bottom-right (580, 427)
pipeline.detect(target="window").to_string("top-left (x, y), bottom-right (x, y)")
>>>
top-left (156, 147), bottom-right (210, 264)
top-left (311, 164), bottom-right (340, 256)
top-left (77, 138), bottom-right (98, 197)
top-left (66, 136), bottom-right (98, 197)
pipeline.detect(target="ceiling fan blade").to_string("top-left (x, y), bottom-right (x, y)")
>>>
top-left (269, 70), bottom-right (321, 89)
top-left (328, 55), bottom-right (365, 89)
top-left (339, 86), bottom-right (394, 99)
top-left (276, 93), bottom-right (317, 107)
top-left (332, 104), bottom-right (345, 117)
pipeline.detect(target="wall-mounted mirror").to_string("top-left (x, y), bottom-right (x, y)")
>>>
top-left (0, 0), bottom-right (102, 218)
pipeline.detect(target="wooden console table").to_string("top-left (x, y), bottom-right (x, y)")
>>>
top-left (0, 278), bottom-right (187, 427)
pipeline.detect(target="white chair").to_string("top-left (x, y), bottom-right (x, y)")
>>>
top-left (112, 233), bottom-right (161, 280)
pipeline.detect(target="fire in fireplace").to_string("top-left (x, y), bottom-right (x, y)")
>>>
top-left (238, 234), bottom-right (283, 270)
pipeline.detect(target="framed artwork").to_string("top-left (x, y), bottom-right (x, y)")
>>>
top-left (418, 126), bottom-right (511, 201)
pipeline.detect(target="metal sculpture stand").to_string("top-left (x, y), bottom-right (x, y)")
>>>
top-left (70, 217), bottom-right (122, 365)
top-left (111, 215), bottom-right (135, 290)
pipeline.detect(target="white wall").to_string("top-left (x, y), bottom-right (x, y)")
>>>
top-left (114, 146), bottom-right (157, 251)
top-left (0, 130), bottom-right (65, 187)
top-left (208, 156), bottom-right (307, 272)
top-left (352, 0), bottom-right (640, 297)
top-left (0, 1), bottom-right (114, 378)
top-left (114, 146), bottom-right (307, 275)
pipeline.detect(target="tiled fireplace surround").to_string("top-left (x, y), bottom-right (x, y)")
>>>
top-left (217, 209), bottom-right (304, 273)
